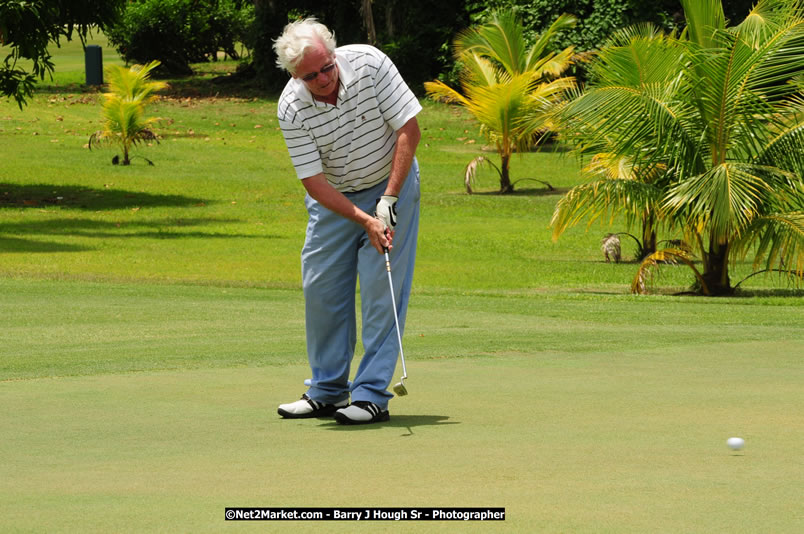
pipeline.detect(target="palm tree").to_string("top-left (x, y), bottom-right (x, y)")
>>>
top-left (552, 24), bottom-right (684, 261)
top-left (554, 0), bottom-right (804, 295)
top-left (89, 61), bottom-right (165, 165)
top-left (425, 11), bottom-right (576, 193)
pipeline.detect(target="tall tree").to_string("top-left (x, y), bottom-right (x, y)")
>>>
top-left (0, 0), bottom-right (124, 108)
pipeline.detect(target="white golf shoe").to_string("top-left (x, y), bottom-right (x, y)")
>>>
top-left (334, 401), bottom-right (390, 425)
top-left (277, 394), bottom-right (348, 419)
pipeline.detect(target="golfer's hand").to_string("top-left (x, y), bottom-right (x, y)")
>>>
top-left (365, 216), bottom-right (393, 254)
top-left (375, 195), bottom-right (398, 230)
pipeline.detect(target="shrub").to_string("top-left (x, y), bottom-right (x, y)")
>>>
top-left (106, 0), bottom-right (253, 76)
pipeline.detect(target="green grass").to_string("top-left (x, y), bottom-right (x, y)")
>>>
top-left (2, 278), bottom-right (803, 532)
top-left (1, 39), bottom-right (803, 533)
top-left (3, 278), bottom-right (801, 381)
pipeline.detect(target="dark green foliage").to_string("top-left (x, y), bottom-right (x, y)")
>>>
top-left (464, 0), bottom-right (755, 53)
top-left (247, 0), bottom-right (471, 94)
top-left (247, 0), bottom-right (375, 90)
top-left (247, 0), bottom-right (298, 91)
top-left (467, 0), bottom-right (683, 52)
top-left (721, 0), bottom-right (756, 23)
top-left (374, 1), bottom-right (473, 94)
top-left (462, 0), bottom-right (684, 83)
top-left (105, 0), bottom-right (253, 76)
top-left (243, 0), bottom-right (758, 92)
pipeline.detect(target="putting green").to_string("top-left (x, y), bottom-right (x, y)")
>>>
top-left (2, 341), bottom-right (802, 532)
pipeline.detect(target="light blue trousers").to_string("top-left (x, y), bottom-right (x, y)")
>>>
top-left (302, 159), bottom-right (420, 409)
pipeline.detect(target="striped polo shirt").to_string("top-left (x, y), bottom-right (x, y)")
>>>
top-left (277, 44), bottom-right (422, 192)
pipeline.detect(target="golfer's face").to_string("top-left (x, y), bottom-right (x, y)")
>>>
top-left (295, 42), bottom-right (339, 100)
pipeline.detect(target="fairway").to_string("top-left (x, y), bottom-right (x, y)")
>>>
top-left (2, 280), bottom-right (804, 532)
top-left (2, 27), bottom-right (804, 534)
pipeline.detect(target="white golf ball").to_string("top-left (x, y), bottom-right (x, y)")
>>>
top-left (727, 437), bottom-right (745, 451)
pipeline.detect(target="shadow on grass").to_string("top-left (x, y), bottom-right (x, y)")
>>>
top-left (0, 217), bottom-right (273, 241)
top-left (0, 182), bottom-right (277, 252)
top-left (34, 67), bottom-right (280, 101)
top-left (471, 186), bottom-right (570, 197)
top-left (32, 83), bottom-right (102, 96)
top-left (0, 183), bottom-right (206, 211)
top-left (0, 235), bottom-right (92, 253)
top-left (727, 287), bottom-right (804, 298)
top-left (159, 76), bottom-right (278, 100)
top-left (321, 414), bottom-right (458, 435)
top-left (538, 142), bottom-right (572, 153)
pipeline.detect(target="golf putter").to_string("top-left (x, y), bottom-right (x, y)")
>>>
top-left (384, 247), bottom-right (408, 396)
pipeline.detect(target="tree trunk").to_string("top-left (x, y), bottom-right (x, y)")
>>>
top-left (499, 153), bottom-right (513, 193)
top-left (641, 213), bottom-right (657, 258)
top-left (701, 237), bottom-right (732, 295)
top-left (250, 0), bottom-right (291, 90)
top-left (385, 0), bottom-right (395, 38)
top-left (361, 0), bottom-right (377, 46)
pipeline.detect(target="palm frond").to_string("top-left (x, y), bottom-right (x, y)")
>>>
top-left (732, 211), bottom-right (804, 277)
top-left (681, 0), bottom-right (726, 48)
top-left (743, 15), bottom-right (804, 101)
top-left (584, 153), bottom-right (667, 183)
top-left (516, 76), bottom-right (576, 136)
top-left (456, 11), bottom-right (576, 80)
top-left (689, 4), bottom-right (804, 161)
top-left (527, 47), bottom-right (575, 80)
top-left (734, 0), bottom-right (804, 46)
top-left (631, 248), bottom-right (709, 295)
top-left (602, 22), bottom-right (667, 48)
top-left (461, 72), bottom-right (542, 150)
top-left (105, 60), bottom-right (166, 104)
top-left (550, 178), bottom-right (665, 240)
top-left (464, 156), bottom-right (501, 194)
top-left (664, 163), bottom-right (773, 242)
top-left (559, 26), bottom-right (704, 175)
top-left (560, 82), bottom-right (703, 176)
top-left (423, 80), bottom-right (469, 106)
top-left (455, 11), bottom-right (528, 75)
top-left (456, 53), bottom-right (504, 89)
top-left (755, 99), bottom-right (804, 179)
top-left (525, 13), bottom-right (578, 71)
top-left (735, 0), bottom-right (788, 46)
top-left (589, 28), bottom-right (685, 88)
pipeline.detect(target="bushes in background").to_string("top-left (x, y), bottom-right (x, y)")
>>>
top-left (106, 0), bottom-right (253, 76)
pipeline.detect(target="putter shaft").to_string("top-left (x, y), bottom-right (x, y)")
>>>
top-left (384, 248), bottom-right (407, 382)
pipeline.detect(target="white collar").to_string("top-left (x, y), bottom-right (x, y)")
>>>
top-left (290, 49), bottom-right (356, 105)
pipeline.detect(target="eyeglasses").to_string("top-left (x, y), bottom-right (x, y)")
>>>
top-left (300, 62), bottom-right (336, 82)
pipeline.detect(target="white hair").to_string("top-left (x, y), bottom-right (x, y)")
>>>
top-left (273, 18), bottom-right (337, 75)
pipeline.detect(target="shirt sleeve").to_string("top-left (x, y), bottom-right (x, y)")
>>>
top-left (371, 49), bottom-right (422, 131)
top-left (277, 113), bottom-right (323, 180)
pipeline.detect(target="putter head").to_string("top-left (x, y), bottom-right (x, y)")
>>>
top-left (392, 379), bottom-right (408, 397)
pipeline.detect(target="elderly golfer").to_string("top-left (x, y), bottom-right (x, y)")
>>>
top-left (273, 18), bottom-right (421, 424)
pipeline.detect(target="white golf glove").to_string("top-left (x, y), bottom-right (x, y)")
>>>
top-left (374, 195), bottom-right (398, 230)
